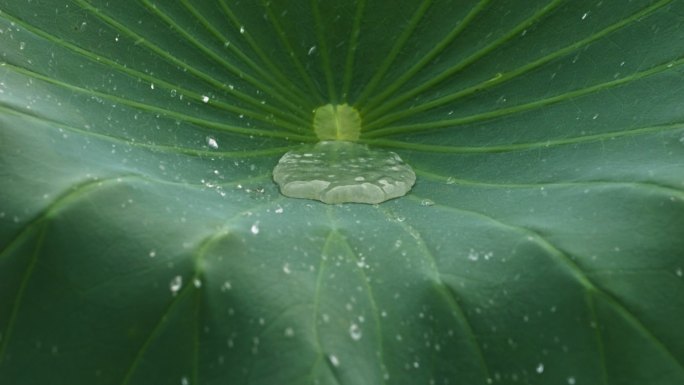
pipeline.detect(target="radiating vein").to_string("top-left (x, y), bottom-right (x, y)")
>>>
top-left (0, 225), bottom-right (46, 365)
top-left (72, 0), bottom-right (310, 128)
top-left (0, 176), bottom-right (137, 263)
top-left (585, 292), bottom-right (610, 385)
top-left (364, 57), bottom-right (684, 138)
top-left (362, 121), bottom-right (684, 153)
top-left (413, 168), bottom-right (684, 200)
top-left (341, 0), bottom-right (366, 101)
top-left (3, 63), bottom-right (313, 141)
top-left (407, 194), bottom-right (684, 372)
top-left (307, 225), bottom-right (335, 384)
top-left (0, 104), bottom-right (302, 159)
top-left (364, 0), bottom-right (674, 130)
top-left (0, 10), bottom-right (310, 131)
top-left (326, 208), bottom-right (388, 384)
top-left (119, 201), bottom-right (279, 385)
top-left (363, 0), bottom-right (563, 122)
top-left (376, 205), bottom-right (492, 382)
top-left (215, 0), bottom-right (319, 106)
top-left (118, 276), bottom-right (196, 385)
top-left (261, 0), bottom-right (324, 103)
top-left (353, 0), bottom-right (433, 108)
top-left (311, 0), bottom-right (337, 102)
top-left (0, 176), bottom-right (144, 365)
top-left (359, 0), bottom-right (490, 112)
top-left (181, 0), bottom-right (317, 108)
top-left (138, 0), bottom-right (310, 118)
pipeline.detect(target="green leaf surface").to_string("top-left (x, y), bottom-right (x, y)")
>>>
top-left (2, 1), bottom-right (684, 384)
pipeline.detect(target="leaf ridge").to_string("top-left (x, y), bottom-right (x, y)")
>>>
top-left (376, 206), bottom-right (492, 383)
top-left (409, 194), bottom-right (684, 373)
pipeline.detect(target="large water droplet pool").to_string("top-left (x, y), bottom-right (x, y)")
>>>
top-left (273, 141), bottom-right (415, 204)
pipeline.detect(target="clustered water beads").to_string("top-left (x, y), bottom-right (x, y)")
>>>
top-left (273, 141), bottom-right (416, 204)
top-left (273, 104), bottom-right (415, 204)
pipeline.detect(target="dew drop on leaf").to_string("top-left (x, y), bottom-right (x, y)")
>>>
top-left (349, 323), bottom-right (362, 341)
top-left (420, 198), bottom-right (435, 206)
top-left (206, 136), bottom-right (219, 149)
top-left (169, 275), bottom-right (182, 295)
top-left (328, 354), bottom-right (340, 367)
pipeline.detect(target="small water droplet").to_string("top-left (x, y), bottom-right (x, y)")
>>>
top-left (446, 177), bottom-right (457, 185)
top-left (536, 363), bottom-right (544, 374)
top-left (201, 95), bottom-right (209, 103)
top-left (169, 275), bottom-right (182, 295)
top-left (420, 199), bottom-right (434, 206)
top-left (181, 376), bottom-right (189, 385)
top-left (239, 25), bottom-right (245, 34)
top-left (250, 222), bottom-right (260, 235)
top-left (221, 281), bottom-right (232, 291)
top-left (206, 137), bottom-right (219, 149)
top-left (193, 278), bottom-right (202, 288)
top-left (282, 263), bottom-right (291, 274)
top-left (328, 354), bottom-right (340, 367)
top-left (308, 46), bottom-right (317, 55)
top-left (567, 377), bottom-right (576, 385)
top-left (284, 327), bottom-right (294, 337)
top-left (676, 268), bottom-right (683, 277)
top-left (150, 83), bottom-right (155, 90)
top-left (148, 250), bottom-right (156, 258)
top-left (349, 323), bottom-right (362, 341)
top-left (19, 41), bottom-right (26, 50)
top-left (274, 206), bottom-right (284, 214)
